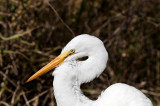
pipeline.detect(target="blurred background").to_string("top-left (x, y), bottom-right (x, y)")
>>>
top-left (0, 0), bottom-right (160, 106)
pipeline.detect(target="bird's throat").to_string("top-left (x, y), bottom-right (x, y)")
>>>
top-left (53, 74), bottom-right (94, 106)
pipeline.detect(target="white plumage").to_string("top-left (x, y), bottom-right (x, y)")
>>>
top-left (26, 34), bottom-right (153, 106)
top-left (52, 34), bottom-right (153, 106)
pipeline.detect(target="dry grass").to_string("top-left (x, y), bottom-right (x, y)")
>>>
top-left (0, 0), bottom-right (160, 105)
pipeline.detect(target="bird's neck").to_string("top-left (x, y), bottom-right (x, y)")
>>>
top-left (53, 73), bottom-right (95, 106)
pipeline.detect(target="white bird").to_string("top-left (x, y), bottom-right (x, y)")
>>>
top-left (26, 34), bottom-right (153, 106)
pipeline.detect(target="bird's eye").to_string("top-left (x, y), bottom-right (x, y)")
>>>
top-left (76, 56), bottom-right (88, 61)
top-left (68, 49), bottom-right (75, 56)
top-left (70, 49), bottom-right (75, 53)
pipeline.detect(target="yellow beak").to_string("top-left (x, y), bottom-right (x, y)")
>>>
top-left (26, 49), bottom-right (75, 83)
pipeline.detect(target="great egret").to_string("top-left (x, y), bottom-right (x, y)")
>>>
top-left (27, 34), bottom-right (153, 106)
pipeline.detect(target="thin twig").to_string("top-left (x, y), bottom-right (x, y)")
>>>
top-left (0, 26), bottom-right (41, 41)
top-left (0, 101), bottom-right (10, 106)
top-left (92, 19), bottom-right (111, 37)
top-left (47, 2), bottom-right (75, 37)
top-left (0, 71), bottom-right (17, 87)
top-left (9, 54), bottom-right (18, 75)
top-left (22, 91), bottom-right (30, 106)
top-left (27, 90), bottom-right (49, 104)
top-left (141, 89), bottom-right (160, 97)
top-left (11, 82), bottom-right (20, 104)
top-left (50, 88), bottom-right (55, 106)
top-left (42, 92), bottom-right (50, 106)
top-left (0, 49), bottom-right (30, 61)
top-left (0, 52), bottom-right (2, 66)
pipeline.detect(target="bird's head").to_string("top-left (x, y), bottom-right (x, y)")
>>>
top-left (26, 34), bottom-right (108, 83)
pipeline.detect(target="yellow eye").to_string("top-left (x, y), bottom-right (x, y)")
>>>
top-left (70, 49), bottom-right (75, 53)
top-left (68, 49), bottom-right (75, 56)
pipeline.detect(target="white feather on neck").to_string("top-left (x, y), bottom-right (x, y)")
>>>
top-left (52, 34), bottom-right (152, 106)
top-left (53, 61), bottom-right (95, 106)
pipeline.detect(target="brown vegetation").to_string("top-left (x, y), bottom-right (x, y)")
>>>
top-left (0, 0), bottom-right (160, 105)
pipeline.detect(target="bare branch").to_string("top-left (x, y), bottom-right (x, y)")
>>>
top-left (47, 2), bottom-right (75, 37)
